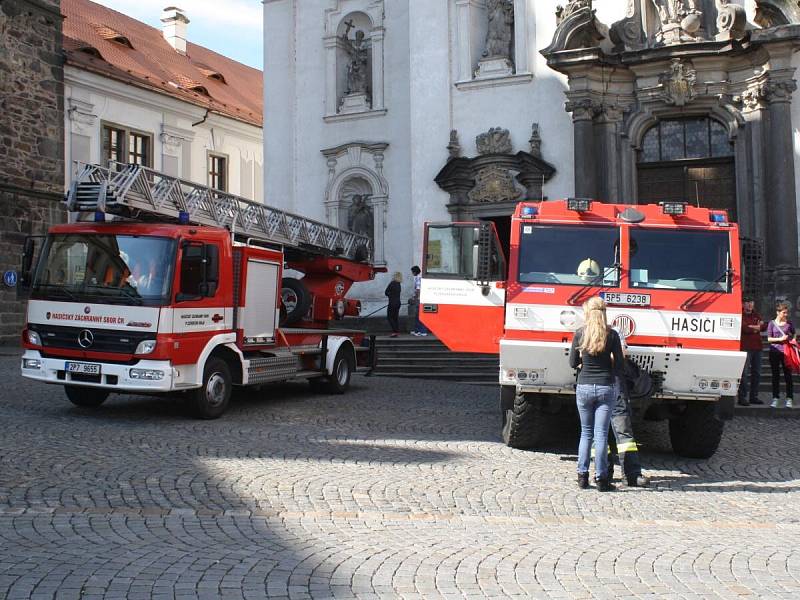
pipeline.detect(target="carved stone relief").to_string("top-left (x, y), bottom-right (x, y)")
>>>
top-left (435, 128), bottom-right (556, 220)
top-left (476, 127), bottom-right (513, 155)
top-left (716, 0), bottom-right (747, 41)
top-left (659, 59), bottom-right (697, 106)
top-left (475, 0), bottom-right (515, 79)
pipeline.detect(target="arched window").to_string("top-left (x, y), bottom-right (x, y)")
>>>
top-left (637, 117), bottom-right (737, 220)
top-left (640, 117), bottom-right (733, 163)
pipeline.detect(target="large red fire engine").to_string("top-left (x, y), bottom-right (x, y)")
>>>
top-left (19, 163), bottom-right (384, 418)
top-left (420, 199), bottom-right (745, 458)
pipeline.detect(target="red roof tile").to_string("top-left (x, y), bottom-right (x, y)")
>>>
top-left (61, 0), bottom-right (263, 127)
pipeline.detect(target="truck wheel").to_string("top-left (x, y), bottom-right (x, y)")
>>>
top-left (501, 391), bottom-right (547, 449)
top-left (324, 347), bottom-right (354, 394)
top-left (65, 386), bottom-right (109, 408)
top-left (669, 400), bottom-right (725, 458)
top-left (280, 277), bottom-right (312, 326)
top-left (192, 357), bottom-right (232, 419)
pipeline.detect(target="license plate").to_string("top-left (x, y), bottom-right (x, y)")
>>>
top-left (600, 292), bottom-right (651, 307)
top-left (65, 361), bottom-right (101, 375)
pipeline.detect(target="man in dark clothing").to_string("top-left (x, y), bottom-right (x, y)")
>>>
top-left (738, 297), bottom-right (767, 406)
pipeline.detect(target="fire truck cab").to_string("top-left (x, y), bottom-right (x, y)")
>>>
top-left (421, 199), bottom-right (746, 458)
top-left (19, 163), bottom-right (383, 418)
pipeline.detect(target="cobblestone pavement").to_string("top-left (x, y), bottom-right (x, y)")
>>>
top-left (1, 356), bottom-right (800, 599)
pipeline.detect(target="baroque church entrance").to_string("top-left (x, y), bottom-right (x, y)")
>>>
top-left (636, 117), bottom-right (736, 221)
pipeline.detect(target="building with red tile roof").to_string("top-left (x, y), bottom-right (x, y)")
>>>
top-left (62, 0), bottom-right (263, 201)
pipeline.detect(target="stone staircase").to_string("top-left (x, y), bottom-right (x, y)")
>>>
top-left (372, 335), bottom-right (498, 383)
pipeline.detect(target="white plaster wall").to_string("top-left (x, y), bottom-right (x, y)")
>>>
top-left (65, 68), bottom-right (263, 202)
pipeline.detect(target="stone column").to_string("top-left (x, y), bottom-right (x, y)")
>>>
top-left (594, 104), bottom-right (624, 203)
top-left (765, 77), bottom-right (799, 266)
top-left (566, 98), bottom-right (597, 198)
top-left (739, 86), bottom-right (768, 241)
top-left (323, 35), bottom-right (338, 116)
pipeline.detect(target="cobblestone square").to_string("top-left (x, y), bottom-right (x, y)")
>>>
top-left (1, 354), bottom-right (799, 599)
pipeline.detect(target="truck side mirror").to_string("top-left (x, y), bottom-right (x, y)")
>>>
top-left (17, 237), bottom-right (36, 300)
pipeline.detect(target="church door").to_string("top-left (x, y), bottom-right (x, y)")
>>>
top-left (637, 117), bottom-right (736, 220)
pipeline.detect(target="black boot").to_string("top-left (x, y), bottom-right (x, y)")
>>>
top-left (577, 472), bottom-right (589, 489)
top-left (596, 477), bottom-right (616, 492)
top-left (626, 474), bottom-right (650, 488)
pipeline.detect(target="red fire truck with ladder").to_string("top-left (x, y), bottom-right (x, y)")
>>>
top-left (18, 162), bottom-right (385, 418)
top-left (420, 199), bottom-right (746, 458)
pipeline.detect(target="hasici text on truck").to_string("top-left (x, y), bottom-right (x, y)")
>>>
top-left (420, 199), bottom-right (745, 458)
top-left (19, 162), bottom-right (385, 418)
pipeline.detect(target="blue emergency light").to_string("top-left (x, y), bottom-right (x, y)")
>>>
top-left (178, 211), bottom-right (191, 225)
top-left (94, 210), bottom-right (105, 222)
top-left (710, 213), bottom-right (727, 223)
top-left (521, 206), bottom-right (538, 216)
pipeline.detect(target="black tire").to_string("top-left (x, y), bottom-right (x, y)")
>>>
top-left (192, 357), bottom-right (232, 419)
top-left (324, 347), bottom-right (354, 394)
top-left (501, 391), bottom-right (548, 449)
top-left (669, 400), bottom-right (725, 458)
top-left (280, 277), bottom-right (312, 326)
top-left (65, 386), bottom-right (109, 408)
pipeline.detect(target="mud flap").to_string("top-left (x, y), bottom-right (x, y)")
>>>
top-left (716, 395), bottom-right (735, 421)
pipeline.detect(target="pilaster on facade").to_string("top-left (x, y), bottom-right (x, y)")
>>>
top-left (160, 124), bottom-right (195, 155)
top-left (67, 98), bottom-right (97, 136)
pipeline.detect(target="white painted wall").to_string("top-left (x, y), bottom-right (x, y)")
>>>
top-left (64, 67), bottom-right (263, 202)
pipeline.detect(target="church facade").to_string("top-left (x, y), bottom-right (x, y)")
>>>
top-left (263, 0), bottom-right (800, 310)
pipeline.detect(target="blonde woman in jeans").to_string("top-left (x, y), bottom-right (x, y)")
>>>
top-left (568, 296), bottom-right (625, 492)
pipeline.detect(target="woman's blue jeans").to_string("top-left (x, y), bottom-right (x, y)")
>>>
top-left (575, 383), bottom-right (616, 479)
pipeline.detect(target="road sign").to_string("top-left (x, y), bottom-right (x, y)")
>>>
top-left (3, 270), bottom-right (18, 288)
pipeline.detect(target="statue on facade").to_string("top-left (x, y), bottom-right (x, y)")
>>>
top-left (650, 0), bottom-right (703, 42)
top-left (342, 29), bottom-right (370, 95)
top-left (483, 0), bottom-right (514, 59)
top-left (348, 194), bottom-right (374, 241)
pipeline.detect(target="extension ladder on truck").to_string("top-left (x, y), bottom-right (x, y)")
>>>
top-left (66, 161), bottom-right (372, 261)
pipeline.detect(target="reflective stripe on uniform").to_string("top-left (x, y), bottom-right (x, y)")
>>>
top-left (616, 441), bottom-right (639, 453)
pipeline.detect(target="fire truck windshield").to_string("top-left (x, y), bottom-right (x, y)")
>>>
top-left (518, 225), bottom-right (621, 286)
top-left (31, 234), bottom-right (177, 306)
top-left (629, 228), bottom-right (731, 292)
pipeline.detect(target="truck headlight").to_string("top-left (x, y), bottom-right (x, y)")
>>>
top-left (22, 358), bottom-right (41, 370)
top-left (27, 330), bottom-right (41, 346)
top-left (135, 340), bottom-right (157, 355)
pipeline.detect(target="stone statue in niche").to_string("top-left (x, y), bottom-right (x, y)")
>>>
top-left (484, 0), bottom-right (515, 59)
top-left (348, 194), bottom-right (374, 241)
top-left (342, 28), bottom-right (370, 95)
top-left (475, 0), bottom-right (514, 79)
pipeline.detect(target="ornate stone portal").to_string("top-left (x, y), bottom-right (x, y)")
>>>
top-left (542, 0), bottom-right (800, 275)
top-left (435, 127), bottom-right (555, 222)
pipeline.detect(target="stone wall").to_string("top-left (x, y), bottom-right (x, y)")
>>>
top-left (0, 0), bottom-right (65, 345)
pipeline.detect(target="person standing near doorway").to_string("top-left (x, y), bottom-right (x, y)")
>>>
top-left (409, 265), bottom-right (428, 336)
top-left (767, 301), bottom-right (795, 408)
top-left (385, 272), bottom-right (402, 337)
top-left (738, 297), bottom-right (766, 406)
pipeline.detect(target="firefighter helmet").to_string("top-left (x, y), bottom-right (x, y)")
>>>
top-left (577, 258), bottom-right (601, 280)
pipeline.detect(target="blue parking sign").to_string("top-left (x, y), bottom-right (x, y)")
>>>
top-left (4, 270), bottom-right (18, 287)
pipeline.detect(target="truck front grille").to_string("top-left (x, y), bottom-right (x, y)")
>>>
top-left (29, 324), bottom-right (151, 355)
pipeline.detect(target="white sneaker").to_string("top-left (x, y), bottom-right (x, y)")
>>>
top-left (771, 397), bottom-right (782, 408)
top-left (787, 398), bottom-right (795, 408)
top-left (410, 331), bottom-right (420, 336)
top-left (419, 332), bottom-right (428, 336)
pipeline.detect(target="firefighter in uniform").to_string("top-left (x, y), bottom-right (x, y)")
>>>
top-left (606, 326), bottom-right (650, 487)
